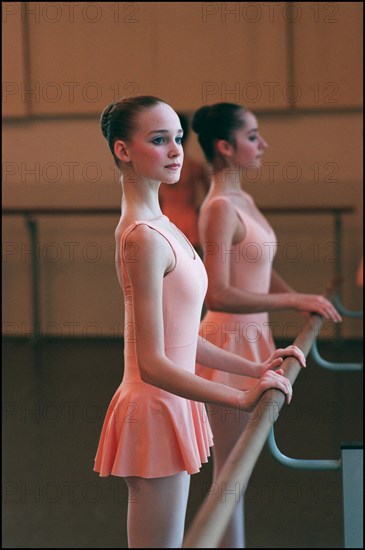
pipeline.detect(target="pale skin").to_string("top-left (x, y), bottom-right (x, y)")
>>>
top-left (201, 110), bottom-right (342, 322)
top-left (197, 108), bottom-right (341, 548)
top-left (112, 103), bottom-right (306, 548)
top-left (113, 103), bottom-right (306, 411)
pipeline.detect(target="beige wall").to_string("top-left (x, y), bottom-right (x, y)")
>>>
top-left (2, 2), bottom-right (363, 338)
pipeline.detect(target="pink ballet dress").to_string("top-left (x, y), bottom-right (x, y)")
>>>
top-left (197, 193), bottom-right (277, 390)
top-left (94, 220), bottom-right (213, 478)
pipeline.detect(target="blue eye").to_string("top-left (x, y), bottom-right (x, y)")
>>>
top-left (152, 137), bottom-right (166, 145)
top-left (176, 137), bottom-right (183, 145)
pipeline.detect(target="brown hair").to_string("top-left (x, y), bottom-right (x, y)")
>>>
top-left (192, 103), bottom-right (246, 163)
top-left (100, 95), bottom-right (167, 167)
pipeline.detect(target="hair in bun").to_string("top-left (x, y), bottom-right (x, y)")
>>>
top-left (100, 101), bottom-right (117, 141)
top-left (192, 103), bottom-right (245, 163)
top-left (99, 96), bottom-right (166, 168)
top-left (191, 105), bottom-right (211, 135)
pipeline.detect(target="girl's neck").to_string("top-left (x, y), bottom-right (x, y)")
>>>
top-left (211, 167), bottom-right (244, 194)
top-left (121, 177), bottom-right (164, 221)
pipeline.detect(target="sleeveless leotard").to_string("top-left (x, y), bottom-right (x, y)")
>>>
top-left (196, 193), bottom-right (277, 390)
top-left (94, 220), bottom-right (213, 478)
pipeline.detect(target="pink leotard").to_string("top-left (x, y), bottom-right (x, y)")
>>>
top-left (197, 193), bottom-right (277, 390)
top-left (94, 220), bottom-right (213, 478)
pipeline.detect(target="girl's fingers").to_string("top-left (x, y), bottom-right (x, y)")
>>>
top-left (271, 357), bottom-right (283, 369)
top-left (274, 346), bottom-right (306, 368)
top-left (269, 371), bottom-right (293, 403)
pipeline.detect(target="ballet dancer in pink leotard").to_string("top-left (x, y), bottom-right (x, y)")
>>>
top-left (192, 103), bottom-right (342, 548)
top-left (93, 96), bottom-right (307, 548)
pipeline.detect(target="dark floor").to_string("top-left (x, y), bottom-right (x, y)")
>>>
top-left (2, 338), bottom-right (363, 548)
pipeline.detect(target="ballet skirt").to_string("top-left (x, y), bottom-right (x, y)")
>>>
top-left (94, 220), bottom-right (213, 478)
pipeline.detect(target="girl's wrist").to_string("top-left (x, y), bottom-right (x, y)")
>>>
top-left (286, 292), bottom-right (297, 309)
top-left (230, 387), bottom-right (245, 410)
top-left (256, 362), bottom-right (266, 378)
top-left (245, 358), bottom-right (262, 378)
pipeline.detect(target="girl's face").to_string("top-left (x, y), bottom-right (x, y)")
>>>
top-left (122, 103), bottom-right (184, 184)
top-left (230, 111), bottom-right (268, 168)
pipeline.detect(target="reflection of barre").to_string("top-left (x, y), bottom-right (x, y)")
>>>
top-left (310, 338), bottom-right (362, 372)
top-left (267, 429), bottom-right (363, 549)
top-left (182, 313), bottom-right (323, 548)
top-left (333, 294), bottom-right (363, 319)
top-left (311, 275), bottom-right (363, 371)
top-left (267, 426), bottom-right (341, 470)
top-left (3, 205), bottom-right (355, 342)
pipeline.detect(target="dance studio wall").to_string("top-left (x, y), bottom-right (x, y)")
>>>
top-left (3, 2), bottom-right (363, 339)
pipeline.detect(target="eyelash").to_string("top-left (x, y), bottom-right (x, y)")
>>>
top-left (152, 137), bottom-right (183, 145)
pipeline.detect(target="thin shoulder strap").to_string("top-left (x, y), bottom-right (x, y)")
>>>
top-left (204, 195), bottom-right (231, 207)
top-left (202, 195), bottom-right (245, 226)
top-left (119, 220), bottom-right (177, 272)
top-left (120, 221), bottom-right (140, 272)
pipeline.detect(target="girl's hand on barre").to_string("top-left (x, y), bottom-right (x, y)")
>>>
top-left (291, 293), bottom-right (342, 323)
top-left (238, 369), bottom-right (293, 411)
top-left (258, 345), bottom-right (306, 376)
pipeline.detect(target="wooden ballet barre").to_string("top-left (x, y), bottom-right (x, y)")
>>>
top-left (182, 312), bottom-right (324, 549)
